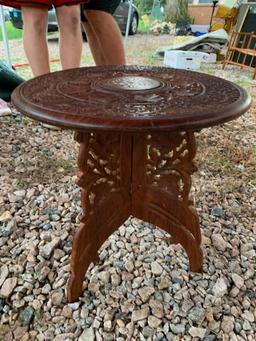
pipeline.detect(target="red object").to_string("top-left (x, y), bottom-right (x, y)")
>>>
top-left (13, 58), bottom-right (60, 68)
top-left (0, 0), bottom-right (89, 9)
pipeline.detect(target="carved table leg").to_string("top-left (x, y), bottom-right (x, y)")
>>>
top-left (68, 130), bottom-right (203, 302)
top-left (68, 132), bottom-right (132, 302)
top-left (131, 131), bottom-right (203, 272)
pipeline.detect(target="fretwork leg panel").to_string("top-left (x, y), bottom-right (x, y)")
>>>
top-left (68, 131), bottom-right (203, 302)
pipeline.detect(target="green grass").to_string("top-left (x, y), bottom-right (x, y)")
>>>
top-left (233, 78), bottom-right (253, 86)
top-left (2, 19), bottom-right (151, 39)
top-left (57, 159), bottom-right (75, 172)
top-left (138, 20), bottom-right (150, 33)
top-left (2, 18), bottom-right (156, 39)
top-left (0, 21), bottom-right (23, 41)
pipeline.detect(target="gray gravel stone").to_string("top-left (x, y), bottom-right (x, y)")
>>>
top-left (211, 207), bottom-right (225, 217)
top-left (0, 277), bottom-right (17, 298)
top-left (0, 265), bottom-right (9, 287)
top-left (19, 306), bottom-right (34, 326)
top-left (231, 273), bottom-right (244, 289)
top-left (221, 316), bottom-right (234, 334)
top-left (148, 315), bottom-right (162, 328)
top-left (97, 271), bottom-right (110, 284)
top-left (78, 327), bottom-right (95, 341)
top-left (243, 320), bottom-right (252, 331)
top-left (158, 277), bottom-right (170, 290)
top-left (212, 277), bottom-right (228, 297)
top-left (169, 323), bottom-right (185, 334)
top-left (138, 286), bottom-right (155, 303)
top-left (142, 326), bottom-right (154, 338)
top-left (40, 237), bottom-right (61, 259)
top-left (131, 307), bottom-right (149, 322)
top-left (188, 327), bottom-right (207, 338)
top-left (149, 299), bottom-right (164, 319)
top-left (188, 306), bottom-right (205, 324)
top-left (234, 322), bottom-right (242, 334)
top-left (151, 262), bottom-right (163, 275)
top-left (211, 233), bottom-right (228, 251)
top-left (51, 290), bottom-right (64, 305)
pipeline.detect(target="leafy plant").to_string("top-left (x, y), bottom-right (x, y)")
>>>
top-left (134, 0), bottom-right (166, 15)
top-left (0, 22), bottom-right (22, 41)
top-left (165, 0), bottom-right (190, 22)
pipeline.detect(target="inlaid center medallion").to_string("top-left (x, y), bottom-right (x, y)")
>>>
top-left (97, 76), bottom-right (162, 92)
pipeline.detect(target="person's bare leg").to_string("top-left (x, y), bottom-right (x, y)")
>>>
top-left (56, 5), bottom-right (82, 69)
top-left (21, 7), bottom-right (49, 76)
top-left (82, 21), bottom-right (106, 65)
top-left (84, 10), bottom-right (125, 65)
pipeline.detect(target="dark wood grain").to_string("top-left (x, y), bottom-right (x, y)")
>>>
top-left (11, 65), bottom-right (251, 132)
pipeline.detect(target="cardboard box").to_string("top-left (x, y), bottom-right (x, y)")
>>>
top-left (190, 25), bottom-right (209, 34)
top-left (164, 50), bottom-right (209, 70)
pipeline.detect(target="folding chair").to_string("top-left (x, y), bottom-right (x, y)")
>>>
top-left (223, 31), bottom-right (256, 79)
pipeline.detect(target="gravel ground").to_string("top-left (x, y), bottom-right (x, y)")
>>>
top-left (0, 33), bottom-right (256, 341)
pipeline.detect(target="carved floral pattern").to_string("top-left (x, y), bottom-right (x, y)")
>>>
top-left (20, 66), bottom-right (242, 121)
top-left (75, 132), bottom-right (121, 214)
top-left (69, 131), bottom-right (202, 302)
top-left (146, 132), bottom-right (196, 203)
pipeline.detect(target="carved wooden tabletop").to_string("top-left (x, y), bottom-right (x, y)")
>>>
top-left (12, 65), bottom-right (251, 132)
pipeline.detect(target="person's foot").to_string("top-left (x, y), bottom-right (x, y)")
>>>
top-left (0, 99), bottom-right (12, 116)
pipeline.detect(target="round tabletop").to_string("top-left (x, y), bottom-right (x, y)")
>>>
top-left (12, 65), bottom-right (251, 132)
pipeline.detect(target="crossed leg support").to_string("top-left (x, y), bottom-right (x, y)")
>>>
top-left (68, 131), bottom-right (203, 302)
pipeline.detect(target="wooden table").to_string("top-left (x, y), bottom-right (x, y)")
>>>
top-left (12, 66), bottom-right (251, 302)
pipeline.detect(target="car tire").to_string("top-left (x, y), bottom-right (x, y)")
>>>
top-left (129, 14), bottom-right (138, 35)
